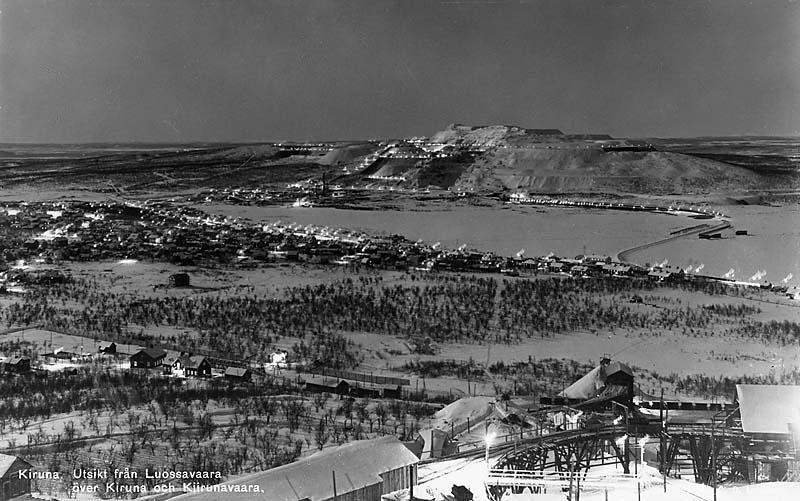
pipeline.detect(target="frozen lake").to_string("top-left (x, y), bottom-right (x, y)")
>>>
top-left (204, 203), bottom-right (690, 258)
top-left (202, 202), bottom-right (798, 286)
top-left (630, 204), bottom-right (800, 286)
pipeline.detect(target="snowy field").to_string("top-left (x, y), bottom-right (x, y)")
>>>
top-left (414, 460), bottom-right (800, 501)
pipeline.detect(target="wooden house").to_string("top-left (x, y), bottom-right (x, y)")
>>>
top-left (130, 348), bottom-right (166, 369)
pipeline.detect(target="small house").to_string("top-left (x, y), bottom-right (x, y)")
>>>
top-left (267, 351), bottom-right (288, 368)
top-left (570, 265), bottom-right (589, 277)
top-left (168, 273), bottom-right (190, 287)
top-left (98, 342), bottom-right (116, 355)
top-left (2, 357), bottom-right (31, 374)
top-left (173, 355), bottom-right (211, 378)
top-left (648, 269), bottom-right (673, 282)
top-left (224, 367), bottom-right (251, 382)
top-left (130, 348), bottom-right (167, 369)
top-left (0, 453), bottom-right (33, 500)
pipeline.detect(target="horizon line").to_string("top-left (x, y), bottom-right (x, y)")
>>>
top-left (2, 133), bottom-right (799, 146)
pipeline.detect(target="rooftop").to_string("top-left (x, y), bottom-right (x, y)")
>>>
top-left (134, 347), bottom-right (167, 360)
top-left (736, 384), bottom-right (800, 435)
top-left (0, 454), bottom-right (30, 478)
top-left (175, 436), bottom-right (418, 501)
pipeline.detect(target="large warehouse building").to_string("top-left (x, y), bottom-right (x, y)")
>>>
top-left (176, 436), bottom-right (419, 501)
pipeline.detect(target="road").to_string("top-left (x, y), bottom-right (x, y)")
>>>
top-left (616, 220), bottom-right (731, 264)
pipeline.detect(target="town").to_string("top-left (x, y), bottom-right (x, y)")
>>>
top-left (0, 192), bottom-right (799, 500)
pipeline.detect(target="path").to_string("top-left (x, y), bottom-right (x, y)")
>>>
top-left (615, 220), bottom-right (731, 264)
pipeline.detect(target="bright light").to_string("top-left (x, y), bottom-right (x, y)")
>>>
top-left (615, 435), bottom-right (628, 447)
top-left (613, 415), bottom-right (623, 425)
top-left (485, 432), bottom-right (496, 447)
top-left (638, 435), bottom-right (650, 448)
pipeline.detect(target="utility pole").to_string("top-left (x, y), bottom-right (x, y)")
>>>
top-left (409, 465), bottom-right (414, 501)
top-left (661, 387), bottom-right (667, 492)
top-left (712, 423), bottom-right (717, 501)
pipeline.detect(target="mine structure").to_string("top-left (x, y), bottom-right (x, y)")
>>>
top-left (411, 359), bottom-right (800, 500)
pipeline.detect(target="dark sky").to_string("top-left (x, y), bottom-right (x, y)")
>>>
top-left (1, 0), bottom-right (798, 142)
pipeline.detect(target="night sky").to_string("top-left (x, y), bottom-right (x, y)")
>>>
top-left (1, 0), bottom-right (798, 142)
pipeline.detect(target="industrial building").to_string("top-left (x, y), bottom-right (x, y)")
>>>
top-left (735, 384), bottom-right (800, 481)
top-left (175, 436), bottom-right (419, 501)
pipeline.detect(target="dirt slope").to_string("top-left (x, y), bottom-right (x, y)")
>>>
top-left (419, 124), bottom-right (768, 195)
top-left (452, 147), bottom-right (763, 194)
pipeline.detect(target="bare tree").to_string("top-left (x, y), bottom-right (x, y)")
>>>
top-left (314, 418), bottom-right (329, 450)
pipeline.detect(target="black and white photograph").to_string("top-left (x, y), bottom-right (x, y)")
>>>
top-left (0, 1), bottom-right (799, 500)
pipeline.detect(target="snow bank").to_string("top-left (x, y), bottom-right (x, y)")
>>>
top-left (429, 396), bottom-right (493, 431)
top-left (418, 460), bottom-right (800, 501)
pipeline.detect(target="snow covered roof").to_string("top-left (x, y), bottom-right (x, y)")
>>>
top-left (224, 367), bottom-right (250, 377)
top-left (603, 361), bottom-right (633, 378)
top-left (175, 436), bottom-right (418, 501)
top-left (133, 347), bottom-right (166, 360)
top-left (560, 365), bottom-right (604, 399)
top-left (0, 454), bottom-right (30, 478)
top-left (559, 361), bottom-right (633, 400)
top-left (737, 384), bottom-right (800, 435)
top-left (180, 355), bottom-right (207, 369)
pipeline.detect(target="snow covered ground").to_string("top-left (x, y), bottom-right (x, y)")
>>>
top-left (428, 396), bottom-right (494, 432)
top-left (415, 459), bottom-right (800, 501)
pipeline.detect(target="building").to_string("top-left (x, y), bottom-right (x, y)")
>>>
top-left (172, 355), bottom-right (211, 378)
top-left (0, 454), bottom-right (32, 500)
top-left (98, 342), bottom-right (116, 355)
top-left (168, 273), bottom-right (190, 287)
top-left (174, 436), bottom-right (419, 501)
top-left (736, 384), bottom-right (800, 438)
top-left (551, 357), bottom-right (634, 410)
top-left (601, 263), bottom-right (632, 277)
top-left (570, 265), bottom-right (589, 277)
top-left (647, 269), bottom-right (673, 282)
top-left (2, 357), bottom-right (30, 374)
top-left (224, 366), bottom-right (251, 382)
top-left (735, 384), bottom-right (800, 481)
top-left (266, 351), bottom-right (288, 368)
top-left (130, 348), bottom-right (167, 369)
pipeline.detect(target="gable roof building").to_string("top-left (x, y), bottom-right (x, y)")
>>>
top-left (172, 355), bottom-right (211, 377)
top-left (736, 384), bottom-right (800, 436)
top-left (0, 453), bottom-right (33, 500)
top-left (175, 436), bottom-right (418, 501)
top-left (130, 348), bottom-right (167, 368)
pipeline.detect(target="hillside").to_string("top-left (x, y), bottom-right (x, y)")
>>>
top-left (416, 124), bottom-right (770, 195)
top-left (430, 123), bottom-right (565, 148)
top-left (452, 147), bottom-right (763, 194)
top-left (0, 126), bottom-right (791, 197)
